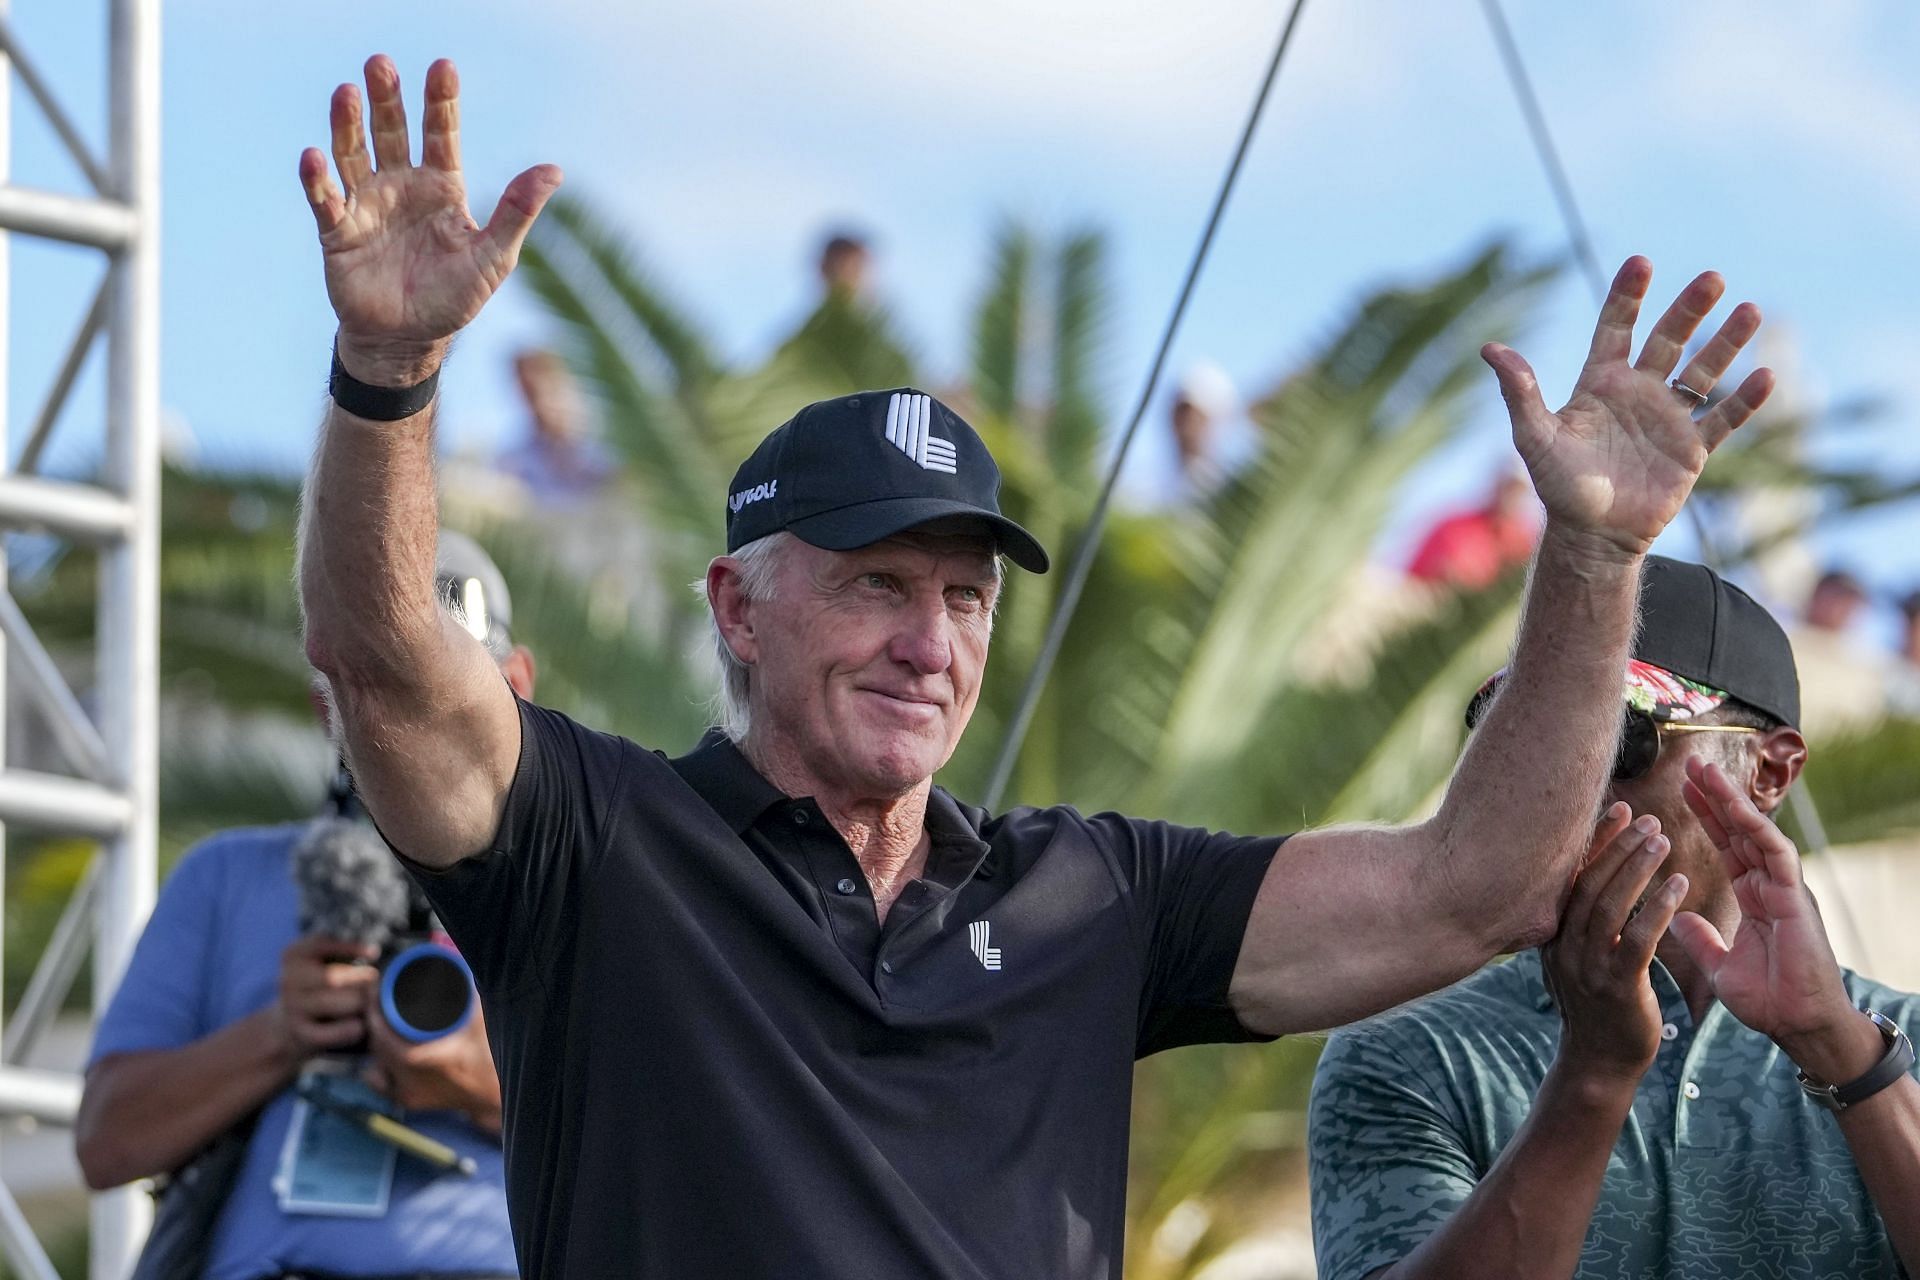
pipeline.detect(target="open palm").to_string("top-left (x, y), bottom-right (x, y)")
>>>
top-left (1483, 258), bottom-right (1774, 555)
top-left (299, 57), bottom-right (561, 381)
top-left (1668, 758), bottom-right (1852, 1044)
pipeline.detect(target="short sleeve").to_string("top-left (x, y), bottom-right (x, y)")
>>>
top-left (88, 841), bottom-right (227, 1064)
top-left (400, 699), bottom-right (632, 998)
top-left (1308, 1023), bottom-right (1479, 1280)
top-left (1084, 812), bottom-right (1281, 1055)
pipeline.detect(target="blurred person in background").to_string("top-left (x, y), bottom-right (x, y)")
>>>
top-left (296, 54), bottom-right (1776, 1279)
top-left (1804, 568), bottom-right (1870, 634)
top-left (75, 533), bottom-right (525, 1280)
top-left (1147, 359), bottom-right (1238, 508)
top-left (1789, 566), bottom-right (1887, 736)
top-left (493, 347), bottom-right (612, 508)
top-left (1406, 464), bottom-right (1540, 590)
top-left (818, 229), bottom-right (873, 298)
top-left (1309, 557), bottom-right (1920, 1280)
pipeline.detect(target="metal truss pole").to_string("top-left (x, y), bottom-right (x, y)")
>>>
top-left (89, 1), bottom-right (162, 1270)
top-left (0, 2), bottom-right (159, 1277)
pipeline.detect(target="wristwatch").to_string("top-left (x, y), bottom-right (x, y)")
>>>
top-left (1797, 1010), bottom-right (1915, 1112)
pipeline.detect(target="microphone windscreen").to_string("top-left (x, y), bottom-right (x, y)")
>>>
top-left (292, 815), bottom-right (412, 947)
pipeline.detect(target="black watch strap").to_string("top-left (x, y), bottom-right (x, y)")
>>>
top-left (1798, 1010), bottom-right (1915, 1112)
top-left (329, 345), bottom-right (441, 421)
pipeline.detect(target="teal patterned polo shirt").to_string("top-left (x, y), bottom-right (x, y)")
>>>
top-left (1308, 952), bottom-right (1920, 1280)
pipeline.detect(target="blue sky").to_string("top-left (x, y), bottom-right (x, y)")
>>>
top-left (10, 0), bottom-right (1920, 640)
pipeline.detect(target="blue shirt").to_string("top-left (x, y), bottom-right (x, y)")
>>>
top-left (1308, 951), bottom-right (1920, 1280)
top-left (89, 825), bottom-right (516, 1280)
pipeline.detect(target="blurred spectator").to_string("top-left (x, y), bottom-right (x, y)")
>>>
top-left (1406, 465), bottom-right (1540, 590)
top-left (819, 231), bottom-right (873, 299)
top-left (1889, 591), bottom-right (1920, 719)
top-left (1788, 568), bottom-right (1887, 737)
top-left (494, 348), bottom-right (613, 507)
top-left (1804, 569), bottom-right (1870, 634)
top-left (1140, 361), bottom-right (1239, 509)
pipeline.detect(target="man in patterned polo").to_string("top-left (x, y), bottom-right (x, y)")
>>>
top-left (1308, 556), bottom-right (1920, 1279)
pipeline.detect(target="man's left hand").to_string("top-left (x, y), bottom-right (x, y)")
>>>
top-left (1668, 757), bottom-right (1884, 1085)
top-left (1484, 258), bottom-right (1774, 558)
top-left (362, 988), bottom-right (503, 1134)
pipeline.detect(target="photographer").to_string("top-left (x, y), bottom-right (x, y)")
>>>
top-left (75, 533), bottom-right (524, 1280)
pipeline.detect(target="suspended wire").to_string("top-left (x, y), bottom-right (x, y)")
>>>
top-left (1477, 0), bottom-right (1872, 966)
top-left (981, 0), bottom-right (1312, 811)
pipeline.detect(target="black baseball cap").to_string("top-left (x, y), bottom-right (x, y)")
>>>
top-left (723, 388), bottom-right (1049, 573)
top-left (1467, 555), bottom-right (1801, 730)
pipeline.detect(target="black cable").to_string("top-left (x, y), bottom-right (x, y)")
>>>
top-left (981, 0), bottom-right (1312, 812)
top-left (1478, 0), bottom-right (1871, 966)
top-left (1477, 0), bottom-right (1606, 302)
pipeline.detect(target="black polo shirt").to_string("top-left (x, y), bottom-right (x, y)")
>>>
top-left (406, 701), bottom-right (1282, 1279)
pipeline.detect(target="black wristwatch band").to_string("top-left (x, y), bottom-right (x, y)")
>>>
top-left (329, 345), bottom-right (441, 421)
top-left (1798, 1010), bottom-right (1914, 1112)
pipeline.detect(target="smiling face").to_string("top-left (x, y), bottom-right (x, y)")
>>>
top-left (727, 531), bottom-right (1000, 802)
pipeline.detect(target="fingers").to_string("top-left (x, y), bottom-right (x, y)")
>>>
top-left (1481, 343), bottom-right (1554, 455)
top-left (1632, 271), bottom-right (1725, 379)
top-left (421, 58), bottom-right (461, 172)
top-left (1695, 366), bottom-right (1775, 451)
top-left (1584, 256), bottom-right (1654, 368)
top-left (1563, 812), bottom-right (1662, 942)
top-left (1588, 828), bottom-right (1671, 944)
top-left (1689, 758), bottom-right (1803, 890)
top-left (1667, 909), bottom-right (1730, 977)
top-left (294, 1012), bottom-right (368, 1051)
top-left (1619, 872), bottom-right (1688, 968)
top-left (483, 163), bottom-right (565, 266)
top-left (299, 148), bottom-right (347, 234)
top-left (1672, 300), bottom-right (1761, 397)
top-left (1579, 801), bottom-right (1635, 879)
top-left (364, 54), bottom-right (413, 171)
top-left (329, 83), bottom-right (374, 195)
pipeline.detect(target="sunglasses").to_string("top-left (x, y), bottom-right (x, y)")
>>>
top-left (1613, 709), bottom-right (1758, 782)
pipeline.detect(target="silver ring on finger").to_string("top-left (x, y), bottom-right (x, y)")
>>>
top-left (1669, 378), bottom-right (1710, 410)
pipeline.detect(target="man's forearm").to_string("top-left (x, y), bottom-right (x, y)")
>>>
top-left (75, 1006), bottom-right (299, 1189)
top-left (1834, 1077), bottom-right (1920, 1271)
top-left (298, 338), bottom-right (447, 689)
top-left (1382, 1060), bottom-right (1633, 1280)
top-left (1427, 523), bottom-right (1643, 948)
top-left (1787, 1020), bottom-right (1920, 1272)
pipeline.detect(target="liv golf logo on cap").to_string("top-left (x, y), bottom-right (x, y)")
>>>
top-left (884, 393), bottom-right (958, 474)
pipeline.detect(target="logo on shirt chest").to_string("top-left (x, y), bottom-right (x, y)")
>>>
top-left (968, 920), bottom-right (1002, 971)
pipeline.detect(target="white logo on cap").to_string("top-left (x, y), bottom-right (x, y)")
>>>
top-left (885, 393), bottom-right (958, 474)
top-left (729, 480), bottom-right (777, 514)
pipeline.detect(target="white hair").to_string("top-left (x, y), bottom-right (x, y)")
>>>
top-left (697, 532), bottom-right (796, 742)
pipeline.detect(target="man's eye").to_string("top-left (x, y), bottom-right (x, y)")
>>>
top-left (864, 574), bottom-right (890, 590)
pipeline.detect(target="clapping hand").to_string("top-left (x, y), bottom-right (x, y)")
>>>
top-left (1484, 258), bottom-right (1774, 558)
top-left (1542, 803), bottom-right (1686, 1088)
top-left (1667, 758), bottom-right (1883, 1084)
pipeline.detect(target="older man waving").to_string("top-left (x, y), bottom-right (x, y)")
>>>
top-left (295, 55), bottom-right (1774, 1280)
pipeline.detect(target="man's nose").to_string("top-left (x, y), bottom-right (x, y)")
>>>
top-left (890, 600), bottom-right (952, 676)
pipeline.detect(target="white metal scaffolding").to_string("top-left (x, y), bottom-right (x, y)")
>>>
top-left (0, 3), bottom-right (160, 1278)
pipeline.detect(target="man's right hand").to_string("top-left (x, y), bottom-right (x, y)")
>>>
top-left (1541, 803), bottom-right (1689, 1089)
top-left (272, 935), bottom-right (380, 1059)
top-left (298, 56), bottom-right (562, 387)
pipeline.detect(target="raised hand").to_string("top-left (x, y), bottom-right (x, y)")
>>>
top-left (1484, 257), bottom-right (1774, 557)
top-left (1667, 758), bottom-right (1881, 1082)
top-left (1541, 803), bottom-right (1685, 1087)
top-left (299, 57), bottom-right (562, 386)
